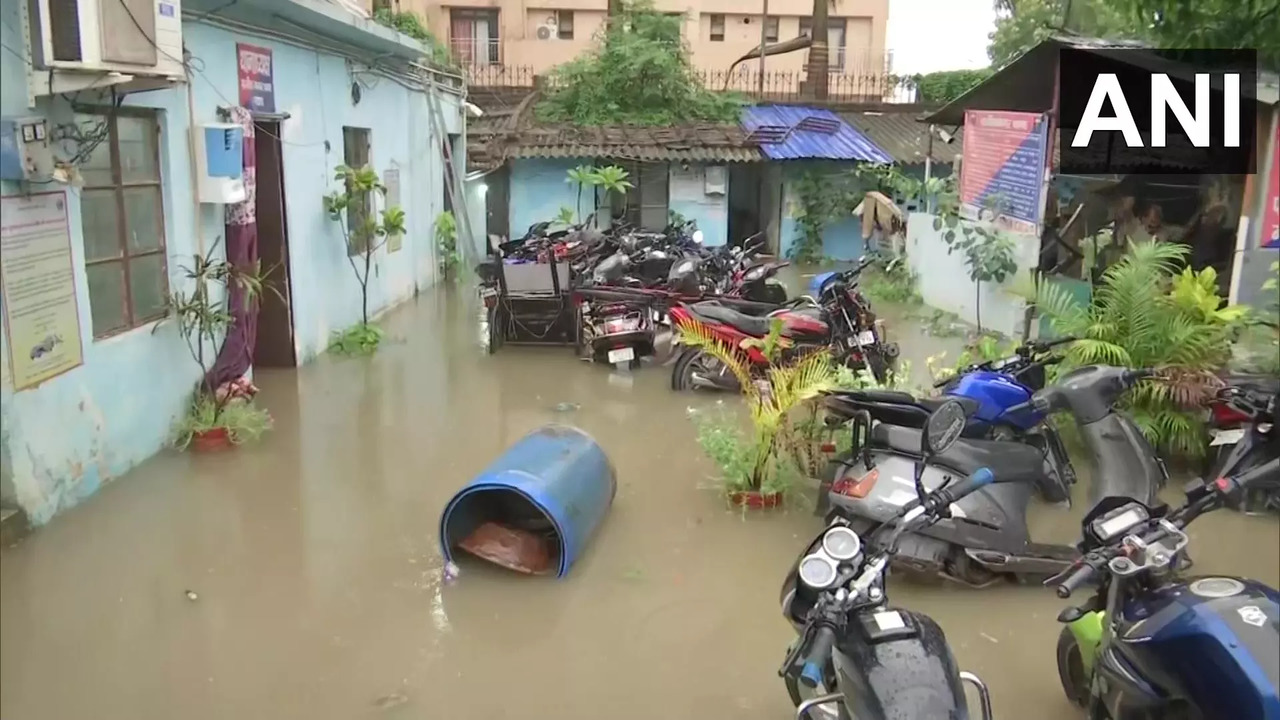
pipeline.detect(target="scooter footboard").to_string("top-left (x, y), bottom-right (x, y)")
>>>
top-left (832, 609), bottom-right (970, 719)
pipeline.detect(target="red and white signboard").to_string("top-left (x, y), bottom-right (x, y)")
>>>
top-left (1263, 123), bottom-right (1279, 249)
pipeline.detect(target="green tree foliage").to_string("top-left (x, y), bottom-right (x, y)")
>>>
top-left (322, 165), bottom-right (407, 332)
top-left (989, 0), bottom-right (1279, 69)
top-left (989, 0), bottom-right (1132, 66)
top-left (536, 1), bottom-right (742, 126)
top-left (1035, 241), bottom-right (1248, 458)
top-left (910, 68), bottom-right (995, 103)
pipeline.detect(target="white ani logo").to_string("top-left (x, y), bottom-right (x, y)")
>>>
top-left (1071, 72), bottom-right (1241, 149)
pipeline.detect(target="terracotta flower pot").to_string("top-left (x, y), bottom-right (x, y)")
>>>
top-left (191, 427), bottom-right (233, 453)
top-left (729, 490), bottom-right (784, 509)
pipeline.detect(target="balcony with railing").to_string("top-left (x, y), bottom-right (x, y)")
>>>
top-left (449, 38), bottom-right (503, 67)
top-left (465, 62), bottom-right (913, 104)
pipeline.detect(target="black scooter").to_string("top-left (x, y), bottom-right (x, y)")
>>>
top-left (824, 366), bottom-right (1168, 586)
top-left (779, 401), bottom-right (995, 720)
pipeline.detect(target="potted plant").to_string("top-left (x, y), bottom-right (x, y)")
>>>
top-left (679, 318), bottom-right (836, 508)
top-left (162, 241), bottom-right (276, 452)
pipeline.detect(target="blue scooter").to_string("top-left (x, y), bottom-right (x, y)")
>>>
top-left (1049, 458), bottom-right (1280, 719)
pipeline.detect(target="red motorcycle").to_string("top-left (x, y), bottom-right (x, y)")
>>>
top-left (669, 259), bottom-right (891, 392)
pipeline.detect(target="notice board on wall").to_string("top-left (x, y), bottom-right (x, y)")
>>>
top-left (384, 165), bottom-right (403, 252)
top-left (237, 43), bottom-right (276, 113)
top-left (959, 110), bottom-right (1050, 236)
top-left (0, 191), bottom-right (84, 390)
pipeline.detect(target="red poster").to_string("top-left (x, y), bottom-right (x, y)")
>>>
top-left (236, 43), bottom-right (275, 113)
top-left (1263, 124), bottom-right (1279, 248)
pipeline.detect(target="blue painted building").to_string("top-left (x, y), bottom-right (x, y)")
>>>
top-left (467, 104), bottom-right (951, 263)
top-left (0, 0), bottom-right (465, 526)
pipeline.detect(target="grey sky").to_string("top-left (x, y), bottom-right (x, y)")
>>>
top-left (888, 0), bottom-right (997, 74)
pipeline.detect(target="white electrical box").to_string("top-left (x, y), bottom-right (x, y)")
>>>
top-left (194, 123), bottom-right (246, 204)
top-left (0, 117), bottom-right (55, 182)
top-left (704, 165), bottom-right (727, 195)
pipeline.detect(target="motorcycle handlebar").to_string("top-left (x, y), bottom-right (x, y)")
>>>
top-left (1055, 562), bottom-right (1100, 599)
top-left (799, 625), bottom-right (837, 689)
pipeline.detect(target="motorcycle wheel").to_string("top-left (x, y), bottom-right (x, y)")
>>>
top-left (784, 662), bottom-right (849, 720)
top-left (1056, 626), bottom-right (1090, 709)
top-left (672, 348), bottom-right (739, 393)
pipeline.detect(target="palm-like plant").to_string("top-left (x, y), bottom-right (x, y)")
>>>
top-left (594, 165), bottom-right (634, 218)
top-left (679, 317), bottom-right (837, 496)
top-left (565, 164), bottom-right (600, 222)
top-left (1035, 240), bottom-right (1247, 458)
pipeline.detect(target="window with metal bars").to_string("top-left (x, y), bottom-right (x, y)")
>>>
top-left (612, 162), bottom-right (669, 231)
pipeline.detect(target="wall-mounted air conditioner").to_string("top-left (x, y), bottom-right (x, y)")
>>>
top-left (26, 0), bottom-right (186, 98)
top-left (535, 17), bottom-right (558, 40)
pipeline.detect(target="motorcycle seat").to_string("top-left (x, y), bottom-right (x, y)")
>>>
top-left (870, 423), bottom-right (1047, 485)
top-left (687, 302), bottom-right (823, 339)
top-left (826, 391), bottom-right (986, 438)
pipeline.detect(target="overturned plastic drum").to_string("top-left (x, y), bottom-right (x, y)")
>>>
top-left (439, 425), bottom-right (617, 578)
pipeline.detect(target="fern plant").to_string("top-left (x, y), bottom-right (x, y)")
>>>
top-left (677, 317), bottom-right (837, 498)
top-left (1035, 240), bottom-right (1247, 458)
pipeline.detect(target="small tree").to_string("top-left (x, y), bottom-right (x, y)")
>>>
top-left (323, 164), bottom-right (407, 327)
top-left (593, 165), bottom-right (634, 221)
top-left (565, 165), bottom-right (601, 222)
top-left (944, 225), bottom-right (1019, 333)
top-left (435, 211), bottom-right (460, 282)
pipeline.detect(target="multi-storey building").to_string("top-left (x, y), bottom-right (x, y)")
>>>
top-left (377, 0), bottom-right (890, 81)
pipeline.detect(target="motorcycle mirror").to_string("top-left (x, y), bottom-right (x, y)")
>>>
top-left (923, 400), bottom-right (967, 457)
top-left (692, 230), bottom-right (704, 245)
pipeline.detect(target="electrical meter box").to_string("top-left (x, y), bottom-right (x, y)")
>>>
top-left (0, 117), bottom-right (55, 183)
top-left (194, 123), bottom-right (246, 204)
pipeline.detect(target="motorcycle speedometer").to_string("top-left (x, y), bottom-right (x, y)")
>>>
top-left (821, 526), bottom-right (862, 562)
top-left (798, 555), bottom-right (838, 590)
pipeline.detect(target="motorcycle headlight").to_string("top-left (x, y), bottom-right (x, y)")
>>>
top-left (821, 526), bottom-right (862, 562)
top-left (798, 554), bottom-right (839, 590)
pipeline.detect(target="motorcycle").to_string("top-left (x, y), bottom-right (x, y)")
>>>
top-left (825, 365), bottom-right (1167, 586)
top-left (1047, 460), bottom-right (1280, 719)
top-left (823, 336), bottom-right (1081, 497)
top-left (668, 258), bottom-right (889, 392)
top-left (576, 253), bottom-right (659, 368)
top-left (805, 265), bottom-right (897, 381)
top-left (1205, 376), bottom-right (1279, 514)
top-left (779, 400), bottom-right (995, 720)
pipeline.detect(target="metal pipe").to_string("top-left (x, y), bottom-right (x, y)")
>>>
top-left (960, 671), bottom-right (994, 720)
top-left (758, 0), bottom-right (768, 97)
top-left (794, 692), bottom-right (843, 720)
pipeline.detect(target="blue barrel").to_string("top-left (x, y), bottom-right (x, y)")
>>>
top-left (439, 425), bottom-right (616, 578)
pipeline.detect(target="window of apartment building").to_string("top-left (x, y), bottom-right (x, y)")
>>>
top-left (709, 14), bottom-right (725, 41)
top-left (372, 0), bottom-right (393, 12)
top-left (450, 9), bottom-right (500, 66)
top-left (612, 162), bottom-right (669, 231)
top-left (342, 126), bottom-right (372, 255)
top-left (764, 16), bottom-right (779, 43)
top-left (798, 18), bottom-right (847, 70)
top-left (556, 10), bottom-right (574, 40)
top-left (78, 111), bottom-right (168, 338)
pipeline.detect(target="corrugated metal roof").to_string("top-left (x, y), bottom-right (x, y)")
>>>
top-left (839, 111), bottom-right (964, 165)
top-left (740, 105), bottom-right (893, 162)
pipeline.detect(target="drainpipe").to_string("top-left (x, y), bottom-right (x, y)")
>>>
top-left (184, 64), bottom-right (206, 258)
top-left (924, 124), bottom-right (934, 211)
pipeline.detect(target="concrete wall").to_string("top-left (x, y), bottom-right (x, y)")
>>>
top-left (778, 165), bottom-right (866, 261)
top-left (669, 165), bottom-right (728, 247)
top-left (905, 211), bottom-right (1040, 337)
top-left (0, 3), bottom-right (460, 526)
top-left (509, 159), bottom-right (579, 236)
top-left (508, 158), bottom-right (733, 245)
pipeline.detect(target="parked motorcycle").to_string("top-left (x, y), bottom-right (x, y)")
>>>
top-left (668, 258), bottom-right (891, 392)
top-left (825, 366), bottom-right (1167, 586)
top-left (779, 400), bottom-right (995, 720)
top-left (1205, 376), bottom-right (1280, 514)
top-left (1047, 460), bottom-right (1280, 719)
top-left (823, 336), bottom-right (1081, 497)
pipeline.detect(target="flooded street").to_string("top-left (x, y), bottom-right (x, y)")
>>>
top-left (3, 289), bottom-right (1277, 720)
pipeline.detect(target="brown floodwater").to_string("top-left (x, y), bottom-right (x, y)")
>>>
top-left (2, 288), bottom-right (1277, 720)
